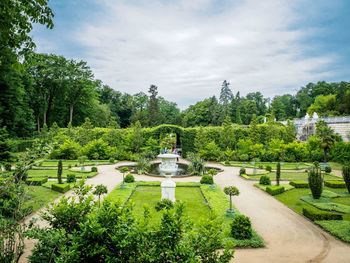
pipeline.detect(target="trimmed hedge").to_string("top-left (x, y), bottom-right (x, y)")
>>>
top-left (289, 180), bottom-right (309, 188)
top-left (91, 166), bottom-right (98, 172)
top-left (124, 174), bottom-right (135, 183)
top-left (259, 175), bottom-right (271, 185)
top-left (66, 174), bottom-right (76, 183)
top-left (200, 175), bottom-right (214, 185)
top-left (324, 180), bottom-right (346, 188)
top-left (266, 185), bottom-right (285, 196)
top-left (25, 177), bottom-right (48, 186)
top-left (302, 207), bottom-right (343, 221)
top-left (51, 183), bottom-right (71, 193)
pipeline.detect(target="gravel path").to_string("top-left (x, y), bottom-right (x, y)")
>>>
top-left (19, 161), bottom-right (350, 263)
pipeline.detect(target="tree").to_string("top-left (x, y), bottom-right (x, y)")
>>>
top-left (219, 80), bottom-right (233, 118)
top-left (276, 162), bottom-right (281, 186)
top-left (308, 163), bottom-right (323, 199)
top-left (130, 121), bottom-right (143, 152)
top-left (57, 160), bottom-right (63, 184)
top-left (93, 184), bottom-right (108, 206)
top-left (315, 120), bottom-right (340, 162)
top-left (148, 84), bottom-right (159, 126)
top-left (342, 163), bottom-right (350, 194)
top-left (224, 186), bottom-right (240, 212)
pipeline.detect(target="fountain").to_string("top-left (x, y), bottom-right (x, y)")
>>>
top-left (157, 153), bottom-right (180, 202)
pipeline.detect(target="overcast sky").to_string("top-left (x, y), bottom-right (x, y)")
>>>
top-left (32, 0), bottom-right (350, 109)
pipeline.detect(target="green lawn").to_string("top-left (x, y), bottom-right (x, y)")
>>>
top-left (273, 187), bottom-right (350, 242)
top-left (223, 161), bottom-right (314, 170)
top-left (38, 159), bottom-right (112, 167)
top-left (245, 171), bottom-right (340, 181)
top-left (28, 168), bottom-right (97, 178)
top-left (24, 185), bottom-right (61, 213)
top-left (106, 182), bottom-right (264, 248)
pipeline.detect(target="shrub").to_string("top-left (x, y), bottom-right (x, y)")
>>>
top-left (266, 185), bottom-right (285, 196)
top-left (231, 214), bottom-right (252, 240)
top-left (302, 207), bottom-right (343, 221)
top-left (207, 169), bottom-right (218, 176)
top-left (239, 168), bottom-right (246, 175)
top-left (91, 167), bottom-right (98, 172)
top-left (51, 183), bottom-right (71, 193)
top-left (66, 174), bottom-right (76, 183)
top-left (50, 139), bottom-right (81, 160)
top-left (67, 164), bottom-right (72, 169)
top-left (124, 174), bottom-right (135, 183)
top-left (155, 199), bottom-right (174, 211)
top-left (342, 163), bottom-right (350, 193)
top-left (265, 165), bottom-right (272, 172)
top-left (276, 162), bottom-right (281, 186)
top-left (25, 177), bottom-right (48, 186)
top-left (324, 166), bottom-right (332, 173)
top-left (289, 180), bottom-right (309, 188)
top-left (200, 175), bottom-right (214, 185)
top-left (259, 175), bottom-right (271, 185)
top-left (308, 164), bottom-right (323, 199)
top-left (109, 158), bottom-right (115, 163)
top-left (57, 160), bottom-right (63, 184)
top-left (324, 180), bottom-right (345, 188)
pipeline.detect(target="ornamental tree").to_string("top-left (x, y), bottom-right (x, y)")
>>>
top-left (224, 186), bottom-right (240, 212)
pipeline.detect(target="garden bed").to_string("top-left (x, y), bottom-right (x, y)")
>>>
top-left (107, 181), bottom-right (264, 248)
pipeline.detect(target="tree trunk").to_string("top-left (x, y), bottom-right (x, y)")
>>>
top-left (230, 196), bottom-right (232, 210)
top-left (43, 111), bottom-right (47, 127)
top-left (37, 116), bottom-right (40, 133)
top-left (69, 104), bottom-right (74, 124)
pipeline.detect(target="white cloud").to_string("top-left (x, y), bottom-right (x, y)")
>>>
top-left (73, 0), bottom-right (337, 109)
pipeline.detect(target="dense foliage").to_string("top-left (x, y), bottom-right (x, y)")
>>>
top-left (308, 164), bottom-right (323, 199)
top-left (342, 163), bottom-right (350, 193)
top-left (28, 184), bottom-right (233, 262)
top-left (231, 215), bottom-right (252, 240)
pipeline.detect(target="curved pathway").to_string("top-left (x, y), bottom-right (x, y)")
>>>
top-left (19, 161), bottom-right (350, 262)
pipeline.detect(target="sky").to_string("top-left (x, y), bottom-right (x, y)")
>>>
top-left (32, 0), bottom-right (350, 109)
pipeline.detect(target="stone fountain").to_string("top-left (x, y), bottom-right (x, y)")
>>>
top-left (157, 153), bottom-right (180, 202)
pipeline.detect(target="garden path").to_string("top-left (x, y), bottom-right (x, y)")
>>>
top-left (19, 161), bottom-right (350, 263)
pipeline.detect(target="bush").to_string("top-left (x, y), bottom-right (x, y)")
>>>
top-left (25, 177), bottom-right (48, 186)
top-left (324, 180), bottom-right (346, 188)
top-left (66, 174), bottom-right (76, 183)
top-left (50, 139), bottom-right (81, 160)
top-left (265, 165), bottom-right (272, 172)
top-left (289, 180), bottom-right (309, 188)
top-left (51, 183), bottom-right (71, 193)
top-left (124, 174), bottom-right (135, 183)
top-left (91, 167), bottom-right (98, 172)
top-left (302, 207), bottom-right (343, 221)
top-left (109, 158), bottom-right (115, 163)
top-left (155, 199), bottom-right (174, 211)
top-left (259, 175), bottom-right (271, 185)
top-left (343, 163), bottom-right (350, 193)
top-left (324, 166), bottom-right (332, 173)
top-left (239, 168), bottom-right (246, 175)
top-left (67, 164), bottom-right (72, 169)
top-left (308, 165), bottom-right (323, 199)
top-left (266, 185), bottom-right (285, 195)
top-left (231, 214), bottom-right (252, 239)
top-left (200, 175), bottom-right (214, 185)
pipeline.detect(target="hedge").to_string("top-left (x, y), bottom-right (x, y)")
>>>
top-left (302, 207), bottom-right (343, 221)
top-left (324, 180), bottom-right (346, 188)
top-left (25, 177), bottom-right (48, 186)
top-left (266, 186), bottom-right (285, 196)
top-left (51, 183), bottom-right (71, 193)
top-left (289, 180), bottom-right (309, 188)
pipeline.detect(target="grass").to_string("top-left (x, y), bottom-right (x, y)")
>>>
top-left (24, 185), bottom-right (61, 213)
top-left (42, 180), bottom-right (78, 189)
top-left (106, 182), bottom-right (264, 248)
top-left (315, 221), bottom-right (350, 243)
top-left (244, 171), bottom-right (340, 181)
top-left (38, 159), bottom-right (112, 167)
top-left (223, 161), bottom-right (313, 170)
top-left (28, 168), bottom-right (97, 179)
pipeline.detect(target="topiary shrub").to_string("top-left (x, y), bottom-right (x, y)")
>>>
top-left (239, 168), bottom-right (246, 175)
top-left (342, 163), bottom-right (350, 193)
top-left (302, 207), bottom-right (343, 221)
top-left (324, 166), bottom-right (332, 173)
top-left (259, 175), bottom-right (271, 185)
top-left (324, 180), bottom-right (346, 188)
top-left (51, 183), bottom-right (71, 193)
top-left (124, 173), bottom-right (135, 183)
top-left (200, 175), bottom-right (214, 185)
top-left (109, 158), bottom-right (115, 163)
top-left (66, 174), bottom-right (76, 183)
top-left (265, 165), bottom-right (272, 172)
top-left (231, 214), bottom-right (252, 239)
top-left (25, 177), bottom-right (48, 186)
top-left (289, 180), bottom-right (309, 188)
top-left (57, 160), bottom-right (63, 184)
top-left (308, 164), bottom-right (323, 199)
top-left (266, 185), bottom-right (285, 196)
top-left (155, 198), bottom-right (174, 211)
top-left (276, 162), bottom-right (281, 186)
top-left (91, 166), bottom-right (98, 172)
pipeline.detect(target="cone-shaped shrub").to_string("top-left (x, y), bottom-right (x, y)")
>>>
top-left (342, 163), bottom-right (350, 193)
top-left (57, 160), bottom-right (63, 184)
top-left (308, 164), bottom-right (323, 199)
top-left (276, 162), bottom-right (281, 186)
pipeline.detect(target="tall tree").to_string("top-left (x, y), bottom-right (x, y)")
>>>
top-left (148, 85), bottom-right (159, 126)
top-left (219, 80), bottom-right (233, 118)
